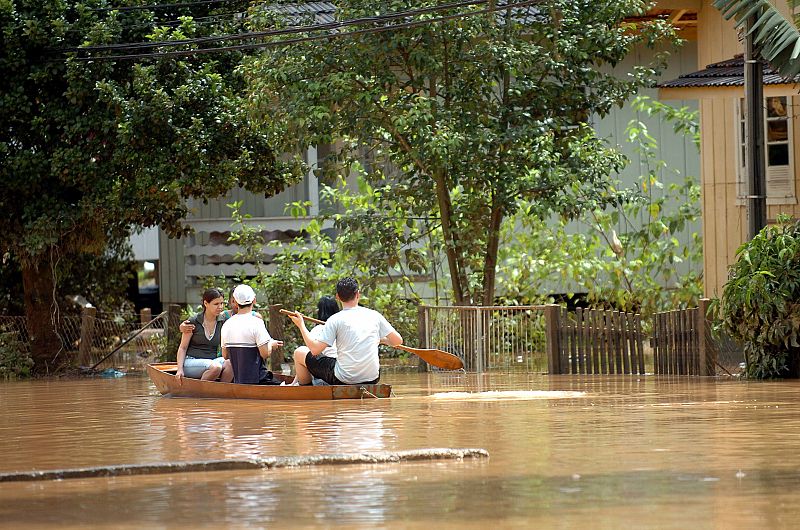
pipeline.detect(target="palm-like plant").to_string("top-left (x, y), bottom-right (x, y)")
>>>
top-left (714, 0), bottom-right (800, 76)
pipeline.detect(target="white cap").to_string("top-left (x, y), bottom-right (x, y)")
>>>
top-left (232, 284), bottom-right (256, 306)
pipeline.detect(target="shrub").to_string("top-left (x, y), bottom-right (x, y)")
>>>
top-left (0, 330), bottom-right (34, 380)
top-left (718, 214), bottom-right (800, 378)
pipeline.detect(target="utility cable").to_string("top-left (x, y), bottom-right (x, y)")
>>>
top-left (69, 0), bottom-right (541, 60)
top-left (67, 0), bottom-right (490, 53)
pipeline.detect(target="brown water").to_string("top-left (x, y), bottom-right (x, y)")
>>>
top-left (1, 373), bottom-right (800, 529)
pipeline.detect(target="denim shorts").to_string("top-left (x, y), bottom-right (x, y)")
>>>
top-left (183, 356), bottom-right (225, 378)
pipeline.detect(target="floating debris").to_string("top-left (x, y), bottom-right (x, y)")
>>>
top-left (0, 448), bottom-right (489, 483)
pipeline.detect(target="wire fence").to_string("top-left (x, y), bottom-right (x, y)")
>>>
top-left (419, 306), bottom-right (548, 372)
top-left (0, 309), bottom-right (169, 372)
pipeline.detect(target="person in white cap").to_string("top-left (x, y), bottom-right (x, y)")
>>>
top-left (220, 284), bottom-right (283, 384)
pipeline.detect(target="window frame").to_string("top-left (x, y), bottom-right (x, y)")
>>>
top-left (735, 95), bottom-right (796, 205)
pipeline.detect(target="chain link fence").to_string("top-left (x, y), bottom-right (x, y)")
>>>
top-left (0, 309), bottom-right (169, 372)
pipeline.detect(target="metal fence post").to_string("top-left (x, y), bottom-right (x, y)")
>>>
top-left (417, 304), bottom-right (429, 372)
top-left (475, 308), bottom-right (484, 373)
top-left (78, 306), bottom-right (97, 366)
top-left (139, 308), bottom-right (152, 327)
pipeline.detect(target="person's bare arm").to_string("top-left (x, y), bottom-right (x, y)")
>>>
top-left (257, 339), bottom-right (284, 360)
top-left (175, 332), bottom-right (192, 384)
top-left (287, 311), bottom-right (329, 355)
top-left (380, 331), bottom-right (403, 347)
top-left (179, 320), bottom-right (194, 334)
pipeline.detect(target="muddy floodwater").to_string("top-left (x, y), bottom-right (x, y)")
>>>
top-left (2, 372), bottom-right (800, 528)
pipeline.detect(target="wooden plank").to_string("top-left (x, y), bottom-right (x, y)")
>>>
top-left (621, 312), bottom-right (631, 374)
top-left (605, 310), bottom-right (614, 374)
top-left (635, 314), bottom-right (645, 375)
top-left (576, 308), bottom-right (585, 375)
top-left (591, 310), bottom-right (600, 375)
top-left (612, 311), bottom-right (622, 374)
top-left (78, 307), bottom-right (97, 366)
top-left (569, 311), bottom-right (577, 375)
top-left (693, 307), bottom-right (701, 375)
top-left (559, 307), bottom-right (569, 375)
top-left (659, 312), bottom-right (666, 375)
top-left (660, 312), bottom-right (667, 375)
top-left (581, 308), bottom-right (590, 374)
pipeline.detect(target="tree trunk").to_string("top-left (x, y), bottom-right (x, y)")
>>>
top-left (481, 203), bottom-right (504, 306)
top-left (21, 258), bottom-right (62, 374)
top-left (432, 170), bottom-right (471, 305)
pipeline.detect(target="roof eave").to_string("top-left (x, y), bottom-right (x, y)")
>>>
top-left (659, 83), bottom-right (800, 100)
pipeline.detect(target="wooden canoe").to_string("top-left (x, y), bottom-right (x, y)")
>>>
top-left (146, 363), bottom-right (392, 400)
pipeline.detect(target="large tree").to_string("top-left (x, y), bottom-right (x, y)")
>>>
top-left (245, 0), bottom-right (675, 305)
top-left (0, 1), bottom-right (299, 373)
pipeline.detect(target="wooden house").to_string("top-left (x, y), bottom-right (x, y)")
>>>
top-left (658, 0), bottom-right (800, 297)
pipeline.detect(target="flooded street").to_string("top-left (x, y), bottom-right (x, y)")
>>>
top-left (2, 373), bottom-right (800, 528)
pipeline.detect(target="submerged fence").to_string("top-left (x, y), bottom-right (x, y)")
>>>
top-left (418, 306), bottom-right (548, 372)
top-left (419, 299), bottom-right (734, 376)
top-left (548, 306), bottom-right (646, 375)
top-left (0, 308), bottom-right (169, 370)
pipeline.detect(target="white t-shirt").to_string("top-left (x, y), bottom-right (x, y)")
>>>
top-left (221, 312), bottom-right (273, 384)
top-left (309, 324), bottom-right (336, 358)
top-left (319, 306), bottom-right (396, 384)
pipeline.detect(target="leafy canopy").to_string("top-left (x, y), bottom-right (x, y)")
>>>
top-left (0, 0), bottom-right (298, 266)
top-left (244, 0), bottom-right (676, 304)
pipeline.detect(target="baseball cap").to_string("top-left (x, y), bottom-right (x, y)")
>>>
top-left (232, 284), bottom-right (256, 305)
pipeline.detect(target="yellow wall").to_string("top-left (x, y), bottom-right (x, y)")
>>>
top-left (695, 1), bottom-right (800, 298)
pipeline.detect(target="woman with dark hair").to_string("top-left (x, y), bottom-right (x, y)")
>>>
top-left (179, 287), bottom-right (262, 335)
top-left (287, 295), bottom-right (340, 386)
top-left (175, 288), bottom-right (233, 384)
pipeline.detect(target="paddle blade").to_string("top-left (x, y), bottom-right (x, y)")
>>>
top-left (396, 345), bottom-right (463, 371)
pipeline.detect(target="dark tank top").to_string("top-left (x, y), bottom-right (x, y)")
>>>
top-left (186, 312), bottom-right (222, 360)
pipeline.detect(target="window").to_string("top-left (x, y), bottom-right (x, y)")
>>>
top-left (736, 96), bottom-right (796, 204)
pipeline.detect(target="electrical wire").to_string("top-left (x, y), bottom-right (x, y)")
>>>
top-left (74, 0), bottom-right (543, 62)
top-left (67, 0), bottom-right (490, 53)
top-left (91, 0), bottom-right (240, 13)
top-left (69, 0), bottom-right (542, 60)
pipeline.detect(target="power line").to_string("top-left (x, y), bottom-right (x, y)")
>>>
top-left (91, 0), bottom-right (239, 13)
top-left (72, 1), bottom-right (540, 61)
top-left (67, 0), bottom-right (491, 53)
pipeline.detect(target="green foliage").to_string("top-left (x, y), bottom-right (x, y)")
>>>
top-left (0, 1), bottom-right (299, 368)
top-left (226, 192), bottom-right (422, 356)
top-left (497, 97), bottom-right (703, 317)
top-left (56, 237), bottom-right (136, 314)
top-left (244, 0), bottom-right (677, 305)
top-left (716, 214), bottom-right (800, 378)
top-left (715, 0), bottom-right (800, 77)
top-left (0, 329), bottom-right (34, 380)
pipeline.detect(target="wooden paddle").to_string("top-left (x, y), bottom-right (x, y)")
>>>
top-left (279, 308), bottom-right (464, 371)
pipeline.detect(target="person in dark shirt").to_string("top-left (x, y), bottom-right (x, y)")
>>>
top-left (175, 288), bottom-right (233, 383)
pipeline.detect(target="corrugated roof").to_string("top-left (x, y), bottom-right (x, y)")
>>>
top-left (261, 1), bottom-right (546, 28)
top-left (658, 55), bottom-right (796, 88)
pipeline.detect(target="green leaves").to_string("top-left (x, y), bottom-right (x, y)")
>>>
top-left (713, 0), bottom-right (800, 77)
top-left (246, 0), bottom-right (676, 305)
top-left (719, 214), bottom-right (800, 378)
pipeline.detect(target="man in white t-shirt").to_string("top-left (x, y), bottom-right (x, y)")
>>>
top-left (221, 284), bottom-right (283, 384)
top-left (287, 277), bottom-right (403, 385)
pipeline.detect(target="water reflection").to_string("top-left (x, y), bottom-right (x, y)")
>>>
top-left (3, 374), bottom-right (800, 527)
